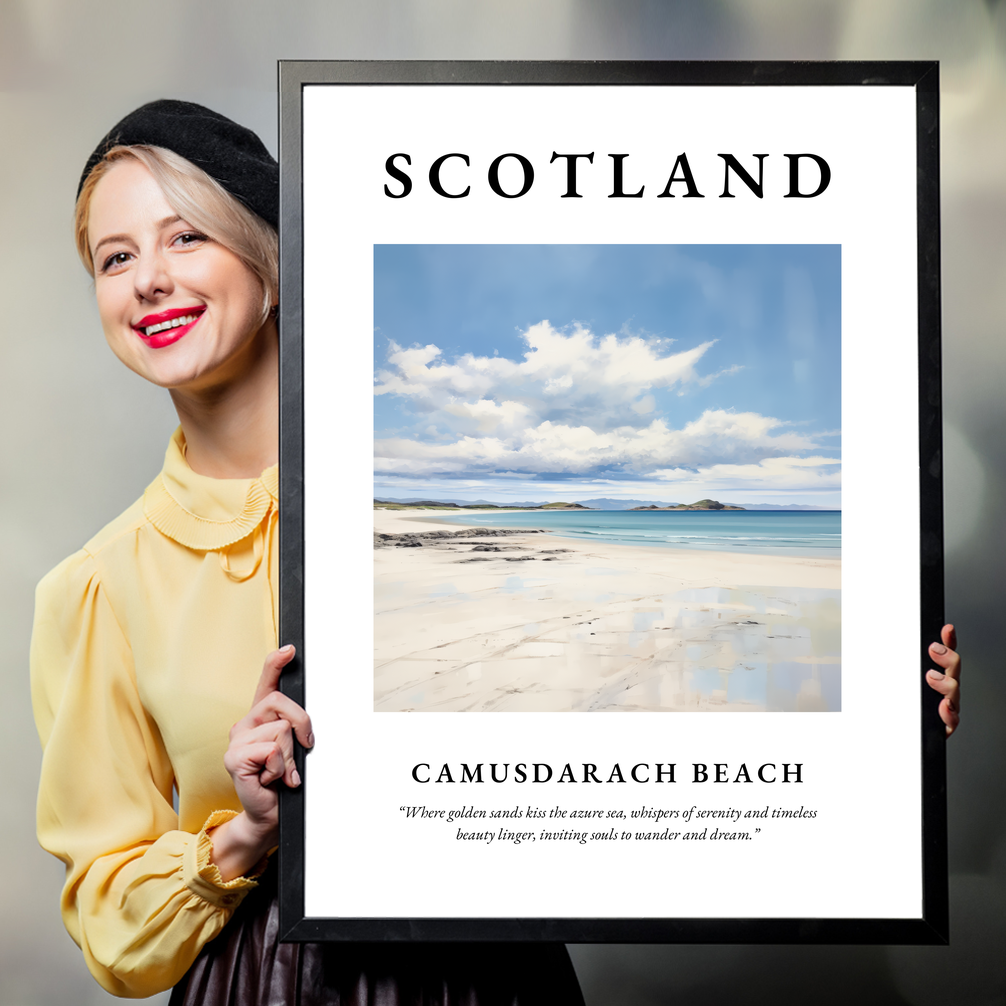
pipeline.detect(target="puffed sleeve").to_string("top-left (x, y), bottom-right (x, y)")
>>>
top-left (31, 549), bottom-right (262, 998)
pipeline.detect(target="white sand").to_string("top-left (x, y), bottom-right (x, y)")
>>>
top-left (374, 509), bottom-right (841, 713)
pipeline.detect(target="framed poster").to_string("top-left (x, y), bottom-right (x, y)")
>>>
top-left (277, 61), bottom-right (946, 943)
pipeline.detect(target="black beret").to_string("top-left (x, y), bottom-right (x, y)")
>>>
top-left (78, 99), bottom-right (278, 228)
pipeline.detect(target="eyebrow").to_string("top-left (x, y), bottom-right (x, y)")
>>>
top-left (91, 215), bottom-right (185, 257)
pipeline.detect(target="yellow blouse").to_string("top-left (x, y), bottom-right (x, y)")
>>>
top-left (31, 429), bottom-right (279, 998)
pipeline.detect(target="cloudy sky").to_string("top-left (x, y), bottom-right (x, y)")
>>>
top-left (374, 244), bottom-right (840, 505)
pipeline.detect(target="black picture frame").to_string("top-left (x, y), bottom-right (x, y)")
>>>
top-left (277, 60), bottom-right (945, 944)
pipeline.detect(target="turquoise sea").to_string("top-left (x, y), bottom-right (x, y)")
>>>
top-left (432, 509), bottom-right (841, 559)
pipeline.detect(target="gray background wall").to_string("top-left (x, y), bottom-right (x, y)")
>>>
top-left (1, 2), bottom-right (1003, 1003)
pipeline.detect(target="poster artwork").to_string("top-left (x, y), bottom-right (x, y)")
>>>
top-left (283, 62), bottom-right (944, 942)
top-left (373, 243), bottom-right (842, 715)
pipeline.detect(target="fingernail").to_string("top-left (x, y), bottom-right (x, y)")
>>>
top-left (292, 768), bottom-right (301, 787)
top-left (927, 670), bottom-right (944, 680)
top-left (280, 644), bottom-right (295, 654)
top-left (931, 643), bottom-right (947, 655)
top-left (307, 732), bottom-right (315, 748)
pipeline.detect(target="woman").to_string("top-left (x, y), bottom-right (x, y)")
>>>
top-left (31, 100), bottom-right (585, 1003)
top-left (33, 99), bottom-right (963, 1003)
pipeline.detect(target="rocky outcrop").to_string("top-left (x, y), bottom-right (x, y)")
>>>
top-left (374, 527), bottom-right (545, 548)
top-left (373, 526), bottom-right (570, 563)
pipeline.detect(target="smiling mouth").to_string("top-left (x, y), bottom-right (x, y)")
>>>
top-left (135, 307), bottom-right (206, 338)
top-left (131, 307), bottom-right (207, 349)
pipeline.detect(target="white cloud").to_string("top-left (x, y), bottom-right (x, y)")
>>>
top-left (441, 398), bottom-right (534, 434)
top-left (374, 409), bottom-right (825, 477)
top-left (374, 321), bottom-right (717, 433)
top-left (373, 318), bottom-right (838, 494)
top-left (652, 455), bottom-right (842, 491)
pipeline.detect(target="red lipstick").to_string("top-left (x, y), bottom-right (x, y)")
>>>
top-left (132, 306), bottom-right (206, 349)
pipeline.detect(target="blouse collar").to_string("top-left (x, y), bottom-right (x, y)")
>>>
top-left (143, 428), bottom-right (278, 551)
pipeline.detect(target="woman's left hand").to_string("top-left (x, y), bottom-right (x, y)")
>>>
top-left (926, 624), bottom-right (961, 737)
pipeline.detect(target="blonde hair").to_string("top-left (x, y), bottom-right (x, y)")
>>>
top-left (75, 145), bottom-right (278, 322)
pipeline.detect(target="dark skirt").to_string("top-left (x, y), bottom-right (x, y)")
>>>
top-left (169, 870), bottom-right (585, 1006)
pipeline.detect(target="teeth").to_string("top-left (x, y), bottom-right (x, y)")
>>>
top-left (142, 313), bottom-right (199, 337)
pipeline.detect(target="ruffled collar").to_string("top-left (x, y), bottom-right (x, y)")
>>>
top-left (143, 428), bottom-right (278, 551)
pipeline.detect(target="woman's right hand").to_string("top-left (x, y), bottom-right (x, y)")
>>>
top-left (209, 645), bottom-right (314, 881)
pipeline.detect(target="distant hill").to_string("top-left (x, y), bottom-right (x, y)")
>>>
top-left (577, 497), bottom-right (837, 511)
top-left (374, 499), bottom-right (465, 510)
top-left (631, 499), bottom-right (745, 511)
top-left (729, 503), bottom-right (839, 511)
top-left (375, 495), bottom-right (839, 512)
top-left (573, 497), bottom-right (679, 510)
top-left (375, 496), bottom-right (546, 508)
top-left (374, 497), bottom-right (593, 511)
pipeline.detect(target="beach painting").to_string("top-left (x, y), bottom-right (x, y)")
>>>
top-left (374, 245), bottom-right (840, 713)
